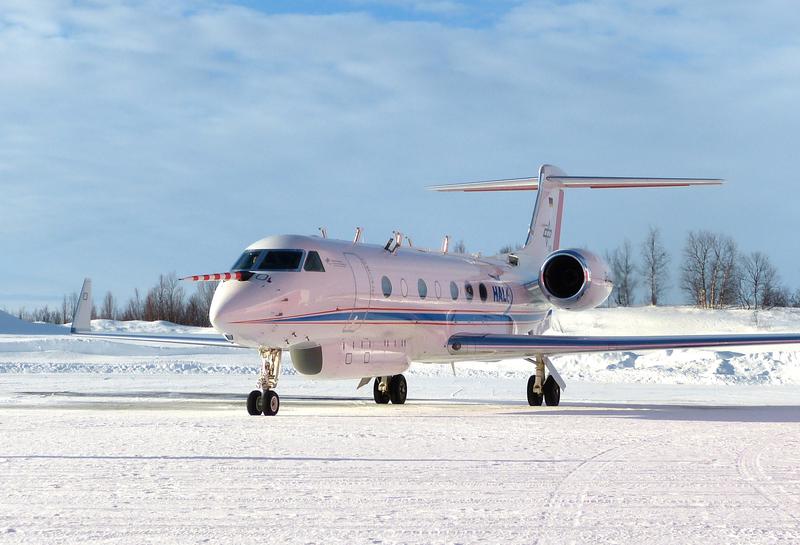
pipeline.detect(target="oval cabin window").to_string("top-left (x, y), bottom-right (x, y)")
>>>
top-left (381, 276), bottom-right (392, 298)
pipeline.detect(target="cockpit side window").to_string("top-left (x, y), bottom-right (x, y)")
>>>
top-left (303, 251), bottom-right (325, 272)
top-left (232, 250), bottom-right (263, 271)
top-left (256, 250), bottom-right (304, 271)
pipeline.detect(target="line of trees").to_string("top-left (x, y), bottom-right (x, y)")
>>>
top-left (10, 230), bottom-right (800, 327)
top-left (11, 273), bottom-right (217, 327)
top-left (606, 227), bottom-right (800, 310)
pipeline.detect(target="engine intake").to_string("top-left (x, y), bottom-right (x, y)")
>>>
top-left (539, 249), bottom-right (612, 310)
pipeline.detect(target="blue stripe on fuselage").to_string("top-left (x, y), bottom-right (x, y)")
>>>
top-left (259, 310), bottom-right (541, 324)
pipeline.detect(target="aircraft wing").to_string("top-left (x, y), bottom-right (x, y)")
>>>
top-left (72, 331), bottom-right (246, 348)
top-left (447, 332), bottom-right (800, 358)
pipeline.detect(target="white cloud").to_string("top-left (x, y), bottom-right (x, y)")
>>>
top-left (1, 1), bottom-right (799, 306)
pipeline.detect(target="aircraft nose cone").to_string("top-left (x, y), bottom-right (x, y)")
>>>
top-left (208, 300), bottom-right (231, 331)
top-left (208, 283), bottom-right (243, 332)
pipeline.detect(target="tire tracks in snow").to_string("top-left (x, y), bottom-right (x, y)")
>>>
top-left (737, 431), bottom-right (800, 523)
top-left (534, 430), bottom-right (672, 545)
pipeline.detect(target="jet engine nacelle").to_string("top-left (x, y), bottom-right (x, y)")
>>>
top-left (289, 341), bottom-right (410, 379)
top-left (538, 248), bottom-right (613, 311)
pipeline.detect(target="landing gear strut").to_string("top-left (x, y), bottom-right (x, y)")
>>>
top-left (247, 347), bottom-right (282, 416)
top-left (525, 355), bottom-right (562, 407)
top-left (372, 374), bottom-right (407, 405)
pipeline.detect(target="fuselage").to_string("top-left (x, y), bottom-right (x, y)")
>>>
top-left (209, 234), bottom-right (550, 379)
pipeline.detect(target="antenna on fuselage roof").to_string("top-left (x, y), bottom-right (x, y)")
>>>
top-left (353, 227), bottom-right (363, 244)
top-left (318, 227), bottom-right (327, 239)
top-left (441, 235), bottom-right (450, 253)
top-left (384, 231), bottom-right (403, 254)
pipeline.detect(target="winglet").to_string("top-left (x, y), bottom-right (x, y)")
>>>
top-left (71, 278), bottom-right (92, 333)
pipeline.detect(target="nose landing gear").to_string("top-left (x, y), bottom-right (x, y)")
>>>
top-left (247, 347), bottom-right (282, 416)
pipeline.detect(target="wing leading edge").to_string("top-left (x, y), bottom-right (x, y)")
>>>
top-left (447, 333), bottom-right (800, 358)
top-left (72, 331), bottom-right (246, 348)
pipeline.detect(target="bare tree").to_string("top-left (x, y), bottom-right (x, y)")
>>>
top-left (67, 292), bottom-right (80, 323)
top-left (680, 231), bottom-right (738, 308)
top-left (61, 296), bottom-right (69, 325)
top-left (764, 285), bottom-right (790, 308)
top-left (738, 252), bottom-right (778, 309)
top-left (100, 291), bottom-right (117, 320)
top-left (608, 240), bottom-right (637, 306)
top-left (144, 273), bottom-right (185, 323)
top-left (790, 288), bottom-right (800, 308)
top-left (120, 288), bottom-right (145, 321)
top-left (640, 226), bottom-right (669, 306)
top-left (498, 243), bottom-right (523, 254)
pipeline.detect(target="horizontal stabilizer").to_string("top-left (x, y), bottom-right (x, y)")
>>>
top-left (428, 176), bottom-right (723, 192)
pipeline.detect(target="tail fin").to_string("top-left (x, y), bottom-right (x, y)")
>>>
top-left (71, 278), bottom-right (92, 333)
top-left (523, 164), bottom-right (566, 260)
top-left (428, 164), bottom-right (722, 261)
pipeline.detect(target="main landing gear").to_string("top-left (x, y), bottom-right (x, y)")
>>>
top-left (526, 355), bottom-right (562, 407)
top-left (373, 375), bottom-right (407, 405)
top-left (247, 347), bottom-right (282, 416)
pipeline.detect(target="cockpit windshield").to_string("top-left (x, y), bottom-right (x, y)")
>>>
top-left (258, 250), bottom-right (303, 270)
top-left (232, 250), bottom-right (262, 271)
top-left (231, 249), bottom-right (305, 271)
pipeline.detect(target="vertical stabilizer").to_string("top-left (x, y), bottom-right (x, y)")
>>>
top-left (71, 278), bottom-right (92, 333)
top-left (520, 164), bottom-right (565, 260)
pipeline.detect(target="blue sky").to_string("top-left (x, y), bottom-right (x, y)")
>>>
top-left (2, 0), bottom-right (799, 310)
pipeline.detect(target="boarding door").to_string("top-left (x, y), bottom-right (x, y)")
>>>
top-left (343, 253), bottom-right (372, 332)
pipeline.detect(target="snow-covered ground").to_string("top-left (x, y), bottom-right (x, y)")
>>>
top-left (2, 306), bottom-right (800, 385)
top-left (1, 307), bottom-right (799, 544)
top-left (1, 378), bottom-right (799, 544)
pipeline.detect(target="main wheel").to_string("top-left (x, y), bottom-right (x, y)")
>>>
top-left (527, 375), bottom-right (543, 406)
top-left (264, 390), bottom-right (280, 416)
top-left (543, 375), bottom-right (561, 406)
top-left (373, 378), bottom-right (390, 404)
top-left (389, 374), bottom-right (407, 405)
top-left (247, 390), bottom-right (262, 415)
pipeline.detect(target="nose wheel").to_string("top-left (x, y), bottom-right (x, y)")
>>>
top-left (247, 389), bottom-right (280, 416)
top-left (248, 347), bottom-right (282, 416)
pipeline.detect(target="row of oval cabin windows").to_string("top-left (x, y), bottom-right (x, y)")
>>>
top-left (381, 276), bottom-right (490, 302)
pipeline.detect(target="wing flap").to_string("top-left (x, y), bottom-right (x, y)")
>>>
top-left (448, 333), bottom-right (800, 358)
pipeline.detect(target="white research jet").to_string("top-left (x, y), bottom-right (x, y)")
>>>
top-left (71, 164), bottom-right (800, 415)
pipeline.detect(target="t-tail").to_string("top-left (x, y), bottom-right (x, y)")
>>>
top-left (429, 163), bottom-right (723, 263)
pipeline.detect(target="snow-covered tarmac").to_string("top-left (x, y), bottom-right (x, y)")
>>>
top-left (2, 375), bottom-right (799, 544)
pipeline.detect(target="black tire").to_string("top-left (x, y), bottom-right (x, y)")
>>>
top-left (543, 375), bottom-right (561, 407)
top-left (264, 390), bottom-right (280, 416)
top-left (527, 375), bottom-right (543, 406)
top-left (373, 378), bottom-right (390, 404)
top-left (247, 390), bottom-right (262, 415)
top-left (389, 374), bottom-right (407, 405)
